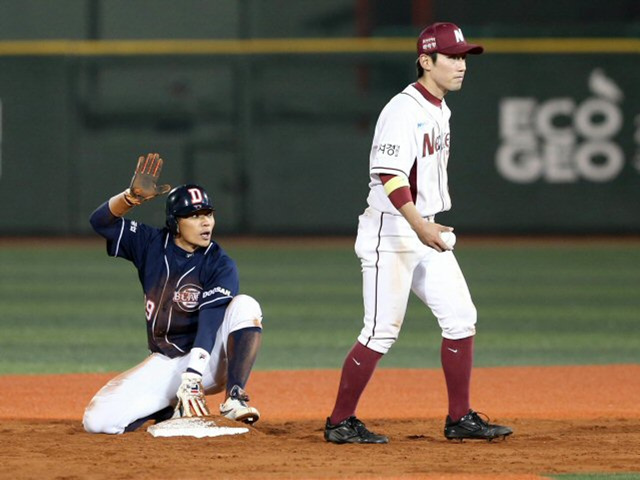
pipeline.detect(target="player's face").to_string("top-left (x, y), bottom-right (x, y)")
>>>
top-left (423, 53), bottom-right (467, 97)
top-left (175, 210), bottom-right (215, 252)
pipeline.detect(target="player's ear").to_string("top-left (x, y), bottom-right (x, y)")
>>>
top-left (419, 54), bottom-right (432, 71)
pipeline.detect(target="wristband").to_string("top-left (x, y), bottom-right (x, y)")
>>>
top-left (187, 347), bottom-right (211, 376)
top-left (123, 189), bottom-right (141, 207)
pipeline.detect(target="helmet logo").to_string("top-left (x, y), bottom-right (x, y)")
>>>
top-left (188, 188), bottom-right (203, 204)
top-left (166, 185), bottom-right (212, 234)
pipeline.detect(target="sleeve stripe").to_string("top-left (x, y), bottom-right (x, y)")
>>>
top-left (372, 166), bottom-right (408, 177)
top-left (383, 175), bottom-right (410, 196)
top-left (199, 295), bottom-right (233, 309)
top-left (114, 218), bottom-right (125, 256)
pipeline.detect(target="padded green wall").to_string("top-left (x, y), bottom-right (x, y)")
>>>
top-left (0, 1), bottom-right (638, 234)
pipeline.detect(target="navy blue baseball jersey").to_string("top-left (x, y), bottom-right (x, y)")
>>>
top-left (90, 202), bottom-right (238, 358)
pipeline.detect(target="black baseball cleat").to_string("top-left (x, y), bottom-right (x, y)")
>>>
top-left (444, 410), bottom-right (513, 442)
top-left (324, 416), bottom-right (389, 444)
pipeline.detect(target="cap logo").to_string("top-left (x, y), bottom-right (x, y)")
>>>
top-left (422, 36), bottom-right (437, 52)
top-left (188, 188), bottom-right (203, 203)
top-left (417, 23), bottom-right (482, 56)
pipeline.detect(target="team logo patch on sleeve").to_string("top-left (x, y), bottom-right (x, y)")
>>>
top-left (173, 284), bottom-right (203, 312)
top-left (202, 286), bottom-right (231, 299)
top-left (377, 144), bottom-right (400, 157)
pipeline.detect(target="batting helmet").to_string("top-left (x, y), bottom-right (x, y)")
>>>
top-left (165, 184), bottom-right (214, 234)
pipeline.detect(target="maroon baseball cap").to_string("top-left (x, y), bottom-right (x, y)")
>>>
top-left (417, 22), bottom-right (483, 56)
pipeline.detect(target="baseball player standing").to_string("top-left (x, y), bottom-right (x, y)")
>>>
top-left (83, 153), bottom-right (263, 434)
top-left (324, 23), bottom-right (513, 444)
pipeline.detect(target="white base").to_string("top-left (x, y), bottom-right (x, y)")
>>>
top-left (147, 417), bottom-right (249, 438)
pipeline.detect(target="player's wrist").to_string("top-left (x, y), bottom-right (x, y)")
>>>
top-left (182, 371), bottom-right (203, 381)
top-left (123, 189), bottom-right (142, 207)
top-left (107, 190), bottom-right (138, 217)
top-left (186, 347), bottom-right (210, 376)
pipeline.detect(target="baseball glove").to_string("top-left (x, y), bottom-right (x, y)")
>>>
top-left (125, 153), bottom-right (171, 205)
top-left (174, 372), bottom-right (210, 418)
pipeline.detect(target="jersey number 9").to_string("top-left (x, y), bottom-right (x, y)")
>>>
top-left (145, 300), bottom-right (156, 321)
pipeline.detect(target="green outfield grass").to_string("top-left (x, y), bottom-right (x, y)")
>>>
top-left (0, 238), bottom-right (639, 374)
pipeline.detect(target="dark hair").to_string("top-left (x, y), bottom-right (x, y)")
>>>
top-left (416, 52), bottom-right (438, 78)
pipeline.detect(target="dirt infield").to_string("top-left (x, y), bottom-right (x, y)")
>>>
top-left (1, 365), bottom-right (639, 480)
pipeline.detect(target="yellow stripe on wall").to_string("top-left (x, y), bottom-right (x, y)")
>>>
top-left (479, 38), bottom-right (640, 53)
top-left (0, 38), bottom-right (639, 56)
top-left (0, 38), bottom-right (411, 56)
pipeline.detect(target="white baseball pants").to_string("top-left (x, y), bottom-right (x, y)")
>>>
top-left (355, 207), bottom-right (477, 354)
top-left (83, 294), bottom-right (262, 434)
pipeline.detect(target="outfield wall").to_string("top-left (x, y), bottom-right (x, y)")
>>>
top-left (1, 43), bottom-right (638, 235)
top-left (0, 1), bottom-right (638, 234)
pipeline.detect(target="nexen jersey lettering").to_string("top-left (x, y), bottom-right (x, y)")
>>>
top-left (367, 83), bottom-right (452, 217)
top-left (92, 202), bottom-right (238, 357)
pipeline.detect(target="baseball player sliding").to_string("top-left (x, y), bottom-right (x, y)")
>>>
top-left (83, 153), bottom-right (263, 434)
top-left (324, 23), bottom-right (512, 444)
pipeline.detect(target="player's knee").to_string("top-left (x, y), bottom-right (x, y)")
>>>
top-left (356, 334), bottom-right (395, 355)
top-left (440, 304), bottom-right (477, 339)
top-left (82, 411), bottom-right (109, 434)
top-left (82, 402), bottom-right (123, 434)
top-left (82, 414), bottom-right (105, 434)
top-left (228, 294), bottom-right (263, 330)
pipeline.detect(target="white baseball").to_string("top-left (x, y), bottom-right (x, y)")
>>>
top-left (440, 231), bottom-right (456, 250)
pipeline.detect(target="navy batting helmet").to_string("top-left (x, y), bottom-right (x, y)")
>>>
top-left (165, 184), bottom-right (214, 234)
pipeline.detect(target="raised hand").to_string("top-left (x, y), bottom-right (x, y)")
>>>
top-left (126, 153), bottom-right (171, 205)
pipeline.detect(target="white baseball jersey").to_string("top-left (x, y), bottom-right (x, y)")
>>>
top-left (367, 82), bottom-right (452, 218)
top-left (355, 82), bottom-right (476, 354)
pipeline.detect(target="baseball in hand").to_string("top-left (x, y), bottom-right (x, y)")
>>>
top-left (440, 231), bottom-right (456, 250)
